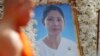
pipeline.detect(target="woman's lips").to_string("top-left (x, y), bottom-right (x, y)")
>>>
top-left (52, 28), bottom-right (60, 31)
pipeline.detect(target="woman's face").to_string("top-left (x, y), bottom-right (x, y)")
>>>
top-left (44, 10), bottom-right (64, 35)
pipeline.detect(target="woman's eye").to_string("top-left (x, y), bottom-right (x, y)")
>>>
top-left (47, 18), bottom-right (53, 21)
top-left (57, 18), bottom-right (62, 22)
top-left (58, 19), bottom-right (61, 21)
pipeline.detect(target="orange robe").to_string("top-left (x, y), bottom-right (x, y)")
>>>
top-left (19, 32), bottom-right (35, 56)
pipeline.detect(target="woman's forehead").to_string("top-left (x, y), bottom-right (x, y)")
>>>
top-left (48, 10), bottom-right (60, 13)
top-left (47, 11), bottom-right (63, 16)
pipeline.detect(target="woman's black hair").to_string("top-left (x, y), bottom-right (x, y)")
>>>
top-left (42, 5), bottom-right (64, 24)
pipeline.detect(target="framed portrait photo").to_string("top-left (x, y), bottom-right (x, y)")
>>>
top-left (34, 2), bottom-right (82, 56)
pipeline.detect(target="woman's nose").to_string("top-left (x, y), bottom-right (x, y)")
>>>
top-left (53, 20), bottom-right (59, 26)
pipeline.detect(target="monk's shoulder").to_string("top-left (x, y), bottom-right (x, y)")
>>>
top-left (0, 28), bottom-right (18, 38)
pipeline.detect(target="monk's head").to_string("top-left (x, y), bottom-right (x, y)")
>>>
top-left (3, 0), bottom-right (34, 26)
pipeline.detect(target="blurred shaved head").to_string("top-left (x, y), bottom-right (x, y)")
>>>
top-left (3, 0), bottom-right (34, 26)
top-left (4, 0), bottom-right (34, 8)
top-left (4, 0), bottom-right (27, 8)
top-left (3, 0), bottom-right (34, 16)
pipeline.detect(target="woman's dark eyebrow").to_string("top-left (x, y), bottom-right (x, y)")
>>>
top-left (47, 16), bottom-right (54, 18)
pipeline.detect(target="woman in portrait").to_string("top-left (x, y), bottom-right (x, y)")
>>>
top-left (36, 5), bottom-right (78, 56)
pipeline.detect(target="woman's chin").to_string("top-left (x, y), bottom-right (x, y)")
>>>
top-left (52, 31), bottom-right (60, 35)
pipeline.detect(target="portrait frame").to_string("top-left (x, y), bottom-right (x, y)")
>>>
top-left (34, 0), bottom-right (83, 56)
top-left (97, 10), bottom-right (100, 56)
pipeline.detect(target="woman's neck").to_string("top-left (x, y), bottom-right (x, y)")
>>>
top-left (44, 34), bottom-right (61, 49)
top-left (48, 34), bottom-right (60, 41)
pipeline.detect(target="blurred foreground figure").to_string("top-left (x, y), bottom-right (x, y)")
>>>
top-left (0, 0), bottom-right (35, 56)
